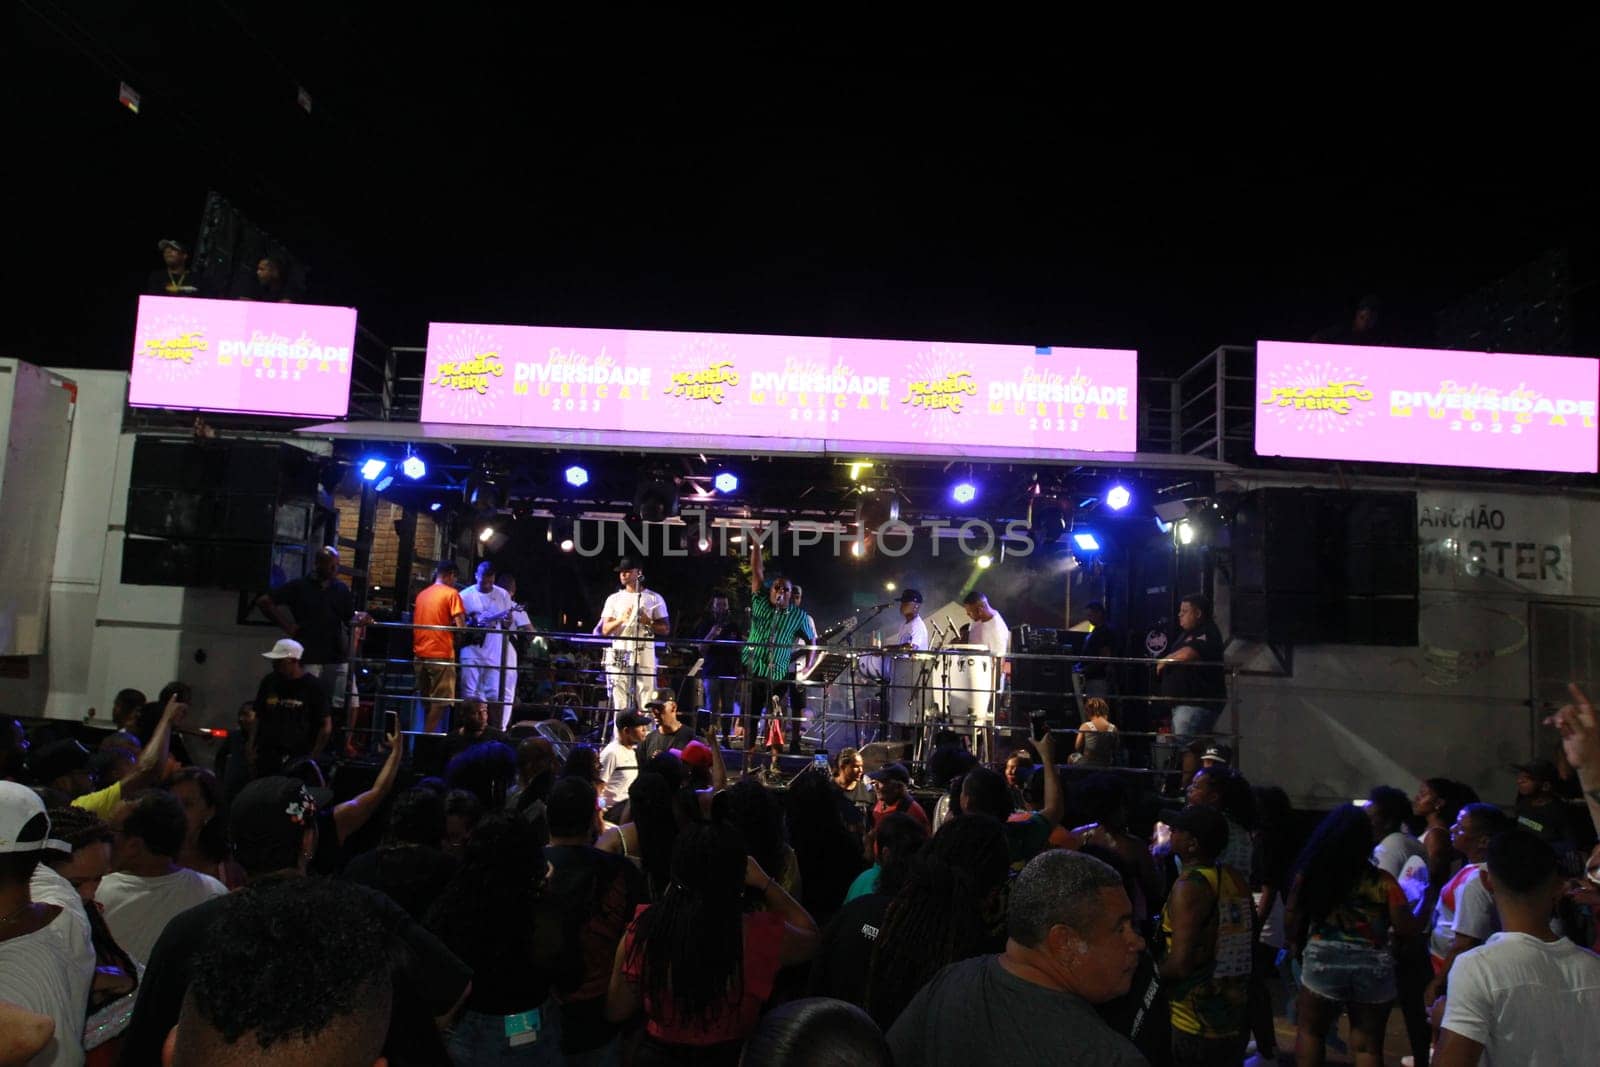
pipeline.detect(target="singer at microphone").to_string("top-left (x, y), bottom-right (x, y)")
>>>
top-left (599, 556), bottom-right (671, 713)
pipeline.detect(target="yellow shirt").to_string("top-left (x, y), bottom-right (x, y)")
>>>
top-left (70, 780), bottom-right (123, 821)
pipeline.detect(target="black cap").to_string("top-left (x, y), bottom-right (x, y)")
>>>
top-left (616, 711), bottom-right (651, 730)
top-left (898, 589), bottom-right (923, 604)
top-left (1513, 759), bottom-right (1559, 785)
top-left (1160, 804), bottom-right (1230, 858)
top-left (615, 557), bottom-right (643, 574)
top-left (867, 762), bottom-right (911, 784)
top-left (643, 688), bottom-right (674, 709)
top-left (229, 777), bottom-right (319, 857)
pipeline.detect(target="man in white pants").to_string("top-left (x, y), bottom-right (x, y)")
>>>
top-left (599, 557), bottom-right (670, 715)
top-left (459, 561), bottom-right (519, 729)
top-left (961, 590), bottom-right (1010, 758)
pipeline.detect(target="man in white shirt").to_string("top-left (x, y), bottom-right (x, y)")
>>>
top-left (598, 711), bottom-right (651, 821)
top-left (459, 561), bottom-right (522, 729)
top-left (960, 590), bottom-right (1010, 759)
top-left (1437, 828), bottom-right (1600, 1065)
top-left (0, 783), bottom-right (97, 1067)
top-left (1368, 784), bottom-right (1427, 893)
top-left (1427, 804), bottom-right (1513, 1004)
top-left (599, 557), bottom-right (670, 714)
top-left (95, 790), bottom-right (226, 964)
top-left (885, 589), bottom-right (931, 735)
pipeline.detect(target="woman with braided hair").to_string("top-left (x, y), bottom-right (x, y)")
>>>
top-left (607, 821), bottom-right (819, 1065)
top-left (862, 813), bottom-right (1012, 1031)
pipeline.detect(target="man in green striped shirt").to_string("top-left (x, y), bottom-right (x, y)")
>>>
top-left (739, 540), bottom-right (811, 750)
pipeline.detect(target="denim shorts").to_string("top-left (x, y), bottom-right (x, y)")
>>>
top-left (1171, 704), bottom-right (1221, 742)
top-left (1300, 940), bottom-right (1396, 1005)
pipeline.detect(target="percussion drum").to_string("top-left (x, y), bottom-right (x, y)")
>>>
top-left (941, 645), bottom-right (995, 725)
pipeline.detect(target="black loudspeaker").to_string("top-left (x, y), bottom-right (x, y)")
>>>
top-left (1230, 488), bottom-right (1418, 646)
top-left (123, 437), bottom-right (321, 590)
top-left (1010, 656), bottom-right (1072, 725)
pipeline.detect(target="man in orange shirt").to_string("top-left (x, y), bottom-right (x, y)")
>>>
top-left (413, 561), bottom-right (466, 733)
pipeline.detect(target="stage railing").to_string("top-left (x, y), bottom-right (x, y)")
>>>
top-left (342, 620), bottom-right (1239, 776)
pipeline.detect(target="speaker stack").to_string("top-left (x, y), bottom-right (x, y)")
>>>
top-left (1230, 487), bottom-right (1418, 646)
top-left (122, 437), bottom-right (322, 591)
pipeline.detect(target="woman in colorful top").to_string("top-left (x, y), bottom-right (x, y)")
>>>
top-left (607, 822), bottom-right (819, 1066)
top-left (1283, 804), bottom-right (1429, 1067)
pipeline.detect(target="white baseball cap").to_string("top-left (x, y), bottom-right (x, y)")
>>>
top-left (262, 638), bottom-right (305, 661)
top-left (0, 781), bottom-right (54, 855)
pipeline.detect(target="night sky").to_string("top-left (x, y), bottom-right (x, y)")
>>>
top-left (17, 6), bottom-right (1600, 376)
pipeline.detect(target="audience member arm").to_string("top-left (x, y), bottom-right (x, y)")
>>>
top-left (1031, 728), bottom-right (1063, 825)
top-left (605, 939), bottom-right (642, 1023)
top-left (0, 1002), bottom-right (52, 1067)
top-left (1550, 681), bottom-right (1600, 836)
top-left (746, 856), bottom-right (819, 966)
top-left (1159, 876), bottom-right (1212, 980)
top-left (122, 693), bottom-right (186, 791)
top-left (332, 718), bottom-right (401, 843)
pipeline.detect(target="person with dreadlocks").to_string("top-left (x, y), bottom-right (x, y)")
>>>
top-left (606, 821), bottom-right (819, 1066)
top-left (861, 814), bottom-right (1012, 1031)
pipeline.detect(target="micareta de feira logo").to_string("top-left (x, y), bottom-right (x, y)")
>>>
top-left (140, 330), bottom-right (209, 364)
top-left (665, 360), bottom-right (739, 404)
top-left (429, 350), bottom-right (505, 395)
top-left (1262, 379), bottom-right (1374, 414)
top-left (901, 370), bottom-right (978, 413)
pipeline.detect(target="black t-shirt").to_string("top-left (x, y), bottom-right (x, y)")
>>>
top-left (1083, 624), bottom-right (1121, 680)
top-left (119, 876), bottom-right (472, 1067)
top-left (144, 268), bottom-right (207, 296)
top-left (267, 576), bottom-right (355, 664)
top-left (693, 615), bottom-right (746, 678)
top-left (1158, 620), bottom-right (1226, 707)
top-left (544, 844), bottom-right (649, 1053)
top-left (888, 955), bottom-right (1147, 1067)
top-left (342, 845), bottom-right (459, 923)
top-left (1515, 796), bottom-right (1582, 849)
top-left (1095, 952), bottom-right (1172, 1067)
top-left (640, 723), bottom-right (696, 764)
top-left (807, 891), bottom-right (890, 1009)
top-left (253, 671), bottom-right (330, 766)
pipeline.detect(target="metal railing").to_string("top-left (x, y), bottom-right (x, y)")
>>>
top-left (341, 620), bottom-right (1240, 778)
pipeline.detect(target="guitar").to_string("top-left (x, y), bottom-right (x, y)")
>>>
top-left (459, 603), bottom-right (526, 649)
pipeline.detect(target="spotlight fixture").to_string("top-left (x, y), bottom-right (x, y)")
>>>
top-left (1072, 532), bottom-right (1102, 552)
top-left (713, 471), bottom-right (739, 494)
top-left (951, 482), bottom-right (977, 505)
top-left (360, 458), bottom-right (388, 481)
top-left (374, 473), bottom-right (395, 493)
top-left (550, 515), bottom-right (576, 553)
top-left (885, 581), bottom-right (897, 592)
top-left (402, 455), bottom-right (426, 480)
top-left (633, 477), bottom-right (680, 523)
top-left (1177, 520), bottom-right (1196, 545)
top-left (976, 554), bottom-right (993, 569)
top-left (564, 465), bottom-right (589, 488)
top-left (1105, 485), bottom-right (1132, 511)
top-left (430, 502), bottom-right (443, 512)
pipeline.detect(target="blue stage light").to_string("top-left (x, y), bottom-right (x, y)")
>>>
top-left (360, 458), bottom-right (388, 481)
top-left (1073, 532), bottom-right (1101, 552)
top-left (564, 465), bottom-right (589, 488)
top-left (952, 482), bottom-right (977, 505)
top-left (1106, 485), bottom-right (1132, 511)
top-left (401, 455), bottom-right (426, 480)
top-left (714, 471), bottom-right (739, 494)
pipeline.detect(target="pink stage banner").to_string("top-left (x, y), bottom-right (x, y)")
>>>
top-left (1256, 340), bottom-right (1599, 473)
top-left (129, 296), bottom-right (357, 417)
top-left (420, 323), bottom-right (1137, 452)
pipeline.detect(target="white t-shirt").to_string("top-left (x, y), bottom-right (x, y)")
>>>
top-left (1430, 863), bottom-right (1497, 962)
top-left (0, 868), bottom-right (97, 1067)
top-left (460, 583), bottom-right (517, 664)
top-left (891, 615), bottom-right (930, 650)
top-left (967, 610), bottom-right (1010, 691)
top-left (602, 588), bottom-right (669, 662)
top-left (598, 739), bottom-right (640, 809)
top-left (1442, 932), bottom-right (1600, 1065)
top-left (96, 867), bottom-right (228, 964)
top-left (1376, 831), bottom-right (1427, 889)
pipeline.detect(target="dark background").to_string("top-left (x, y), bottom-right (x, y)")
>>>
top-left (16, 5), bottom-right (1600, 372)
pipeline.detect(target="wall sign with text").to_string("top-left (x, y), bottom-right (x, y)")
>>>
top-left (1255, 340), bottom-right (1598, 473)
top-left (421, 323), bottom-right (1138, 454)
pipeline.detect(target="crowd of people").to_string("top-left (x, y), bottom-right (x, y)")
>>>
top-left (2, 644), bottom-right (1600, 1064)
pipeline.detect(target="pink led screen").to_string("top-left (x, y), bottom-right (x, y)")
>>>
top-left (129, 295), bottom-right (357, 417)
top-left (420, 323), bottom-right (1137, 453)
top-left (1255, 340), bottom-right (1598, 473)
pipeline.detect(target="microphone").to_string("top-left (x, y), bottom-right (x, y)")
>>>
top-left (946, 616), bottom-right (961, 640)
